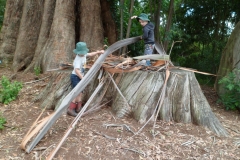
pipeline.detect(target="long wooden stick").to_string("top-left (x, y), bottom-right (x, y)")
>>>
top-left (47, 80), bottom-right (105, 160)
top-left (107, 72), bottom-right (132, 111)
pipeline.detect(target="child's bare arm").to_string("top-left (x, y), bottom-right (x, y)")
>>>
top-left (75, 68), bottom-right (84, 79)
top-left (87, 50), bottom-right (104, 57)
top-left (131, 16), bottom-right (137, 19)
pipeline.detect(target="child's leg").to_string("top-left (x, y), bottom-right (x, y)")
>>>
top-left (144, 44), bottom-right (155, 66)
top-left (68, 74), bottom-right (81, 117)
top-left (75, 93), bottom-right (83, 113)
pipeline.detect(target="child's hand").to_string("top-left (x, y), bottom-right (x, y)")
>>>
top-left (131, 16), bottom-right (137, 19)
top-left (98, 50), bottom-right (104, 54)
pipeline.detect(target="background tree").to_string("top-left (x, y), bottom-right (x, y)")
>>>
top-left (169, 0), bottom-right (240, 84)
top-left (121, 0), bottom-right (134, 55)
top-left (163, 0), bottom-right (174, 52)
top-left (215, 21), bottom-right (240, 109)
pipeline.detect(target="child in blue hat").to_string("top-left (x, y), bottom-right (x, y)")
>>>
top-left (132, 13), bottom-right (155, 66)
top-left (67, 42), bottom-right (104, 117)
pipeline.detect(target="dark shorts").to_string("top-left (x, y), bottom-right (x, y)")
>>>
top-left (70, 74), bottom-right (81, 88)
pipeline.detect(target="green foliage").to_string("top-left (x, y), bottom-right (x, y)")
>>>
top-left (0, 0), bottom-right (6, 30)
top-left (0, 76), bottom-right (22, 105)
top-left (218, 70), bottom-right (240, 110)
top-left (34, 66), bottom-right (41, 76)
top-left (0, 113), bottom-right (6, 130)
top-left (104, 37), bottom-right (109, 46)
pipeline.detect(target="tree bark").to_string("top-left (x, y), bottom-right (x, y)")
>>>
top-left (92, 69), bottom-right (227, 136)
top-left (25, 0), bottom-right (57, 72)
top-left (79, 0), bottom-right (104, 50)
top-left (40, 0), bottom-right (76, 72)
top-left (0, 0), bottom-right (109, 73)
top-left (163, 0), bottom-right (174, 52)
top-left (118, 0), bottom-right (124, 55)
top-left (215, 21), bottom-right (240, 95)
top-left (12, 0), bottom-right (44, 72)
top-left (0, 0), bottom-right (24, 65)
top-left (154, 0), bottom-right (162, 43)
top-left (121, 0), bottom-right (134, 55)
top-left (100, 0), bottom-right (117, 45)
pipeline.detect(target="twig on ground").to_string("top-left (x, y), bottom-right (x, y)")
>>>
top-left (39, 144), bottom-right (55, 159)
top-left (32, 147), bottom-right (48, 151)
top-left (120, 147), bottom-right (146, 157)
top-left (210, 136), bottom-right (215, 148)
top-left (3, 124), bottom-right (16, 129)
top-left (109, 112), bottom-right (116, 121)
top-left (181, 137), bottom-right (196, 146)
top-left (92, 130), bottom-right (118, 140)
top-left (103, 124), bottom-right (135, 134)
top-left (24, 76), bottom-right (51, 85)
top-left (32, 151), bottom-right (39, 160)
top-left (225, 126), bottom-right (240, 134)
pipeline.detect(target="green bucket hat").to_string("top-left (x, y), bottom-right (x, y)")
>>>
top-left (137, 13), bottom-right (150, 22)
top-left (73, 42), bottom-right (89, 55)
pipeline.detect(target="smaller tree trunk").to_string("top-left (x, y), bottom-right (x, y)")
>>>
top-left (100, 0), bottom-right (117, 45)
top-left (121, 0), bottom-right (134, 55)
top-left (163, 0), bottom-right (174, 52)
top-left (154, 0), bottom-right (162, 43)
top-left (118, 0), bottom-right (125, 55)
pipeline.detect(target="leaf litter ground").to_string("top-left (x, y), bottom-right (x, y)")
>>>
top-left (0, 66), bottom-right (240, 160)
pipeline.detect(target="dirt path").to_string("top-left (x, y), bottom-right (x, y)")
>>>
top-left (0, 67), bottom-right (240, 160)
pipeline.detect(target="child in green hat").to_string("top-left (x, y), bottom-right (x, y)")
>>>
top-left (67, 42), bottom-right (104, 117)
top-left (131, 13), bottom-right (155, 66)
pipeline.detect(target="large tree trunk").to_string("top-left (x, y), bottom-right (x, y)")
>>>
top-left (25, 0), bottom-right (57, 72)
top-left (0, 0), bottom-right (116, 72)
top-left (0, 0), bottom-right (24, 64)
top-left (215, 21), bottom-right (240, 95)
top-left (79, 0), bottom-right (104, 50)
top-left (40, 0), bottom-right (76, 72)
top-left (12, 0), bottom-right (44, 72)
top-left (89, 69), bottom-right (228, 137)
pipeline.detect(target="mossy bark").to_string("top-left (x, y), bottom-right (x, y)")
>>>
top-left (215, 21), bottom-right (240, 95)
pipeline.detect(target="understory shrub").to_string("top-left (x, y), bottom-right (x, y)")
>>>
top-left (0, 76), bottom-right (22, 104)
top-left (0, 112), bottom-right (6, 130)
top-left (218, 69), bottom-right (240, 111)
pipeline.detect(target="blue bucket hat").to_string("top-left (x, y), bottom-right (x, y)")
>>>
top-left (137, 13), bottom-right (150, 22)
top-left (73, 42), bottom-right (89, 55)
